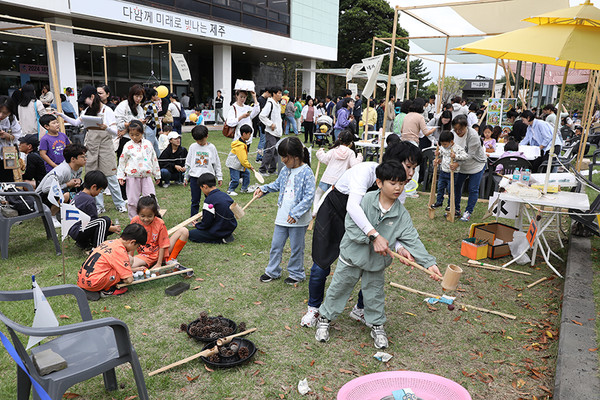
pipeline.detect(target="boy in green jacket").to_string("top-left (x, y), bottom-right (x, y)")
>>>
top-left (315, 161), bottom-right (442, 349)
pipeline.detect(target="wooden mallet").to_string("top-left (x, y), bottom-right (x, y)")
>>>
top-left (427, 145), bottom-right (440, 220)
top-left (390, 250), bottom-right (441, 279)
top-left (230, 194), bottom-right (260, 219)
top-left (167, 213), bottom-right (202, 236)
top-left (447, 154), bottom-right (456, 222)
top-left (148, 328), bottom-right (257, 376)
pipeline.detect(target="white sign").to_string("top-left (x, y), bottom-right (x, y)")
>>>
top-left (392, 74), bottom-right (407, 101)
top-left (471, 81), bottom-right (490, 89)
top-left (70, 0), bottom-right (250, 44)
top-left (171, 53), bottom-right (191, 81)
top-left (488, 192), bottom-right (519, 220)
top-left (361, 55), bottom-right (384, 100)
top-left (348, 83), bottom-right (358, 99)
top-left (346, 63), bottom-right (363, 82)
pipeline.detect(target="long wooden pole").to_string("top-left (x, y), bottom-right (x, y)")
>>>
top-left (363, 37), bottom-right (376, 140)
top-left (397, 0), bottom-right (510, 11)
top-left (379, 6), bottom-right (399, 162)
top-left (168, 40), bottom-right (173, 93)
top-left (103, 46), bottom-right (108, 84)
top-left (390, 250), bottom-right (439, 278)
top-left (492, 59), bottom-right (499, 98)
top-left (406, 54), bottom-right (411, 100)
top-left (438, 36), bottom-right (450, 111)
top-left (578, 71), bottom-right (600, 170)
top-left (44, 23), bottom-right (64, 134)
top-left (581, 72), bottom-right (594, 126)
top-left (501, 60), bottom-right (514, 98)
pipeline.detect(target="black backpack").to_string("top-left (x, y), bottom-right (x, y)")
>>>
top-left (1, 183), bottom-right (35, 215)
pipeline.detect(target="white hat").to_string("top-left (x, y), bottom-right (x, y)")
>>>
top-left (167, 132), bottom-right (180, 140)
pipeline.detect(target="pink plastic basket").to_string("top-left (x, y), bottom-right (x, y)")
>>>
top-left (337, 371), bottom-right (471, 400)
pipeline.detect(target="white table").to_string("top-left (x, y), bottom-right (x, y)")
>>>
top-left (529, 173), bottom-right (577, 188)
top-left (488, 143), bottom-right (541, 160)
top-left (497, 191), bottom-right (590, 277)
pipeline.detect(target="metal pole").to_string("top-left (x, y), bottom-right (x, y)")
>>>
top-left (380, 6), bottom-right (399, 162)
top-left (537, 64), bottom-right (546, 114)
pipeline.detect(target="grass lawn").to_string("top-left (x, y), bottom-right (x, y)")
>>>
top-left (0, 128), bottom-right (568, 400)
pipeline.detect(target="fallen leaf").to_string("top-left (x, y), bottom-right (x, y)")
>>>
top-left (192, 286), bottom-right (201, 290)
top-left (506, 336), bottom-right (513, 340)
top-left (254, 360), bottom-right (265, 365)
top-left (453, 315), bottom-right (461, 322)
top-left (59, 314), bottom-right (70, 319)
top-left (142, 333), bottom-right (148, 336)
top-left (101, 306), bottom-right (110, 313)
top-left (186, 374), bottom-right (200, 382)
top-left (253, 301), bottom-right (262, 305)
top-left (339, 368), bottom-right (354, 374)
top-left (124, 396), bottom-right (138, 400)
top-left (404, 312), bottom-right (416, 317)
top-left (219, 282), bottom-right (225, 288)
top-left (285, 325), bottom-right (291, 331)
top-left (252, 369), bottom-right (260, 376)
top-left (259, 378), bottom-right (265, 385)
top-left (195, 278), bottom-right (204, 281)
top-left (546, 330), bottom-right (553, 338)
top-left (539, 385), bottom-right (552, 394)
top-left (204, 364), bottom-right (214, 372)
top-left (62, 393), bottom-right (81, 399)
top-left (572, 319), bottom-right (583, 326)
top-left (124, 305), bottom-right (131, 309)
top-left (279, 394), bottom-right (285, 399)
top-left (323, 386), bottom-right (333, 392)
top-left (310, 359), bottom-right (315, 366)
top-left (589, 348), bottom-right (598, 352)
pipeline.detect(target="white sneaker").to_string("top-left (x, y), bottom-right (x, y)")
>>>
top-left (315, 317), bottom-right (330, 342)
top-left (301, 306), bottom-right (320, 328)
top-left (371, 325), bottom-right (388, 349)
top-left (51, 216), bottom-right (61, 229)
top-left (104, 189), bottom-right (111, 196)
top-left (117, 206), bottom-right (128, 213)
top-left (227, 190), bottom-right (238, 196)
top-left (349, 305), bottom-right (372, 327)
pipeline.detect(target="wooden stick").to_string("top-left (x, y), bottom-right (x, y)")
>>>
top-left (168, 213), bottom-right (202, 236)
top-left (390, 251), bottom-right (439, 278)
top-left (463, 261), bottom-right (531, 276)
top-left (527, 276), bottom-right (549, 289)
top-left (148, 328), bottom-right (257, 376)
top-left (390, 282), bottom-right (516, 320)
top-left (428, 146), bottom-right (439, 220)
top-left (447, 155), bottom-right (455, 222)
top-left (116, 268), bottom-right (193, 288)
top-left (242, 195), bottom-right (259, 211)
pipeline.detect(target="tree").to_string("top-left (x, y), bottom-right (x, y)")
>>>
top-left (408, 59), bottom-right (431, 98)
top-left (440, 76), bottom-right (464, 104)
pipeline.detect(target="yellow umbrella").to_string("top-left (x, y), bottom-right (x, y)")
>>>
top-left (456, 1), bottom-right (600, 193)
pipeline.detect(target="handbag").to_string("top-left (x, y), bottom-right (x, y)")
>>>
top-left (163, 110), bottom-right (174, 124)
top-left (222, 106), bottom-right (237, 138)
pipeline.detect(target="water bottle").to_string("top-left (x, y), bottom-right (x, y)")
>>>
top-left (512, 167), bottom-right (521, 182)
top-left (522, 169), bottom-right (531, 186)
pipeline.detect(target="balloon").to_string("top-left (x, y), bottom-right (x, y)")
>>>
top-left (189, 113), bottom-right (198, 123)
top-left (320, 125), bottom-right (328, 133)
top-left (156, 85), bottom-right (168, 98)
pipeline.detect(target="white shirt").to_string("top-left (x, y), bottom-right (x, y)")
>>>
top-left (168, 101), bottom-right (182, 118)
top-left (334, 162), bottom-right (378, 234)
top-left (226, 102), bottom-right (260, 144)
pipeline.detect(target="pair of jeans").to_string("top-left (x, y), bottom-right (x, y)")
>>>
top-left (95, 174), bottom-right (126, 210)
top-left (259, 132), bottom-right (278, 174)
top-left (435, 170), bottom-right (451, 206)
top-left (228, 168), bottom-right (250, 192)
top-left (286, 115), bottom-right (298, 135)
top-left (160, 168), bottom-right (183, 185)
top-left (189, 176), bottom-right (203, 217)
top-left (265, 225), bottom-right (308, 281)
top-left (303, 121), bottom-right (315, 143)
top-left (256, 125), bottom-right (265, 161)
top-left (454, 166), bottom-right (485, 214)
top-left (173, 120), bottom-right (182, 134)
top-left (333, 128), bottom-right (342, 141)
top-left (308, 262), bottom-right (365, 308)
top-left (145, 125), bottom-right (160, 157)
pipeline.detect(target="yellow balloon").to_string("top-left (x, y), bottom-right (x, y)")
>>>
top-left (320, 125), bottom-right (328, 133)
top-left (189, 113), bottom-right (198, 122)
top-left (359, 120), bottom-right (364, 127)
top-left (156, 85), bottom-right (169, 98)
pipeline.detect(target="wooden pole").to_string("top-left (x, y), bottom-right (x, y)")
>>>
top-left (168, 40), bottom-right (173, 93)
top-left (537, 64), bottom-right (546, 112)
top-left (463, 260), bottom-right (531, 276)
top-left (438, 36), bottom-right (450, 111)
top-left (390, 251), bottom-right (440, 279)
top-left (578, 71), bottom-right (600, 170)
top-left (581, 72), bottom-right (594, 126)
top-left (379, 6), bottom-right (399, 163)
top-left (427, 147), bottom-right (439, 220)
top-left (44, 23), bottom-right (64, 134)
top-left (492, 59), bottom-right (499, 98)
top-left (103, 46), bottom-right (108, 84)
top-left (363, 37), bottom-right (376, 140)
top-left (406, 54), bottom-right (411, 100)
top-left (396, 0), bottom-right (510, 11)
top-left (527, 277), bottom-right (549, 289)
top-left (501, 60), bottom-right (514, 98)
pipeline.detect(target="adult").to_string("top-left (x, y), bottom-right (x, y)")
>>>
top-left (259, 87), bottom-right (283, 175)
top-left (424, 95), bottom-right (436, 121)
top-left (301, 98), bottom-right (317, 144)
top-left (353, 94), bottom-right (363, 123)
top-left (214, 90), bottom-right (224, 124)
top-left (467, 103), bottom-right (478, 128)
top-left (0, 96), bottom-right (23, 182)
top-left (97, 85), bottom-right (116, 111)
top-left (294, 97), bottom-right (303, 134)
top-left (159, 131), bottom-right (187, 187)
top-left (376, 99), bottom-right (385, 131)
top-left (335, 90), bottom-right (352, 119)
top-left (542, 104), bottom-right (569, 129)
top-left (361, 99), bottom-right (377, 132)
top-left (226, 89), bottom-right (260, 148)
top-left (451, 96), bottom-right (468, 119)
top-left (451, 114), bottom-right (487, 222)
top-left (284, 97), bottom-right (298, 135)
top-left (325, 95), bottom-right (335, 118)
top-left (39, 84), bottom-right (54, 108)
top-left (57, 85), bottom-right (127, 213)
top-left (52, 94), bottom-right (77, 119)
top-left (180, 92), bottom-right (190, 109)
top-left (401, 98), bottom-right (436, 149)
top-left (280, 90), bottom-right (290, 134)
top-left (168, 93), bottom-right (183, 134)
top-left (142, 87), bottom-right (161, 156)
top-left (427, 110), bottom-right (452, 145)
top-left (385, 96), bottom-right (395, 132)
top-left (393, 100), bottom-right (410, 136)
top-left (521, 110), bottom-right (563, 172)
top-left (506, 110), bottom-right (527, 142)
top-left (17, 84), bottom-right (46, 136)
top-left (333, 97), bottom-right (354, 141)
top-left (255, 88), bottom-right (271, 162)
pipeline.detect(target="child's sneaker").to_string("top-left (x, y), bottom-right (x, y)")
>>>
top-left (259, 273), bottom-right (278, 283)
top-left (314, 317), bottom-right (330, 342)
top-left (371, 325), bottom-right (388, 349)
top-left (349, 305), bottom-right (372, 327)
top-left (430, 202), bottom-right (443, 209)
top-left (301, 306), bottom-right (320, 327)
top-left (101, 287), bottom-right (128, 297)
top-left (227, 190), bottom-right (238, 196)
top-left (460, 211), bottom-right (472, 222)
top-left (284, 277), bottom-right (303, 285)
top-left (51, 215), bottom-right (61, 229)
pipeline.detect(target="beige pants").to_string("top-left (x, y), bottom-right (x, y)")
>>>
top-left (85, 129), bottom-right (117, 176)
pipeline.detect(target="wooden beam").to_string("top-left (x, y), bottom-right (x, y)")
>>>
top-left (374, 38), bottom-right (442, 65)
top-left (44, 23), bottom-right (64, 134)
top-left (102, 41), bottom-right (169, 48)
top-left (0, 24), bottom-right (45, 31)
top-left (103, 46), bottom-right (108, 85)
top-left (397, 0), bottom-right (511, 11)
top-left (168, 40), bottom-right (173, 93)
top-left (383, 33), bottom-right (502, 40)
top-left (380, 7), bottom-right (399, 162)
top-left (439, 36), bottom-right (450, 109)
top-left (406, 53), bottom-right (411, 100)
top-left (492, 59), bottom-right (499, 97)
top-left (402, 9), bottom-right (451, 36)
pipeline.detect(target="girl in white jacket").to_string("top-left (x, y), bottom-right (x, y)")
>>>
top-left (314, 130), bottom-right (362, 208)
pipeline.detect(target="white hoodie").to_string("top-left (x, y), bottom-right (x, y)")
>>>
top-left (316, 145), bottom-right (363, 185)
top-left (452, 103), bottom-right (468, 120)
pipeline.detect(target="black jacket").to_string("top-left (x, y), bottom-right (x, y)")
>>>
top-left (158, 144), bottom-right (187, 174)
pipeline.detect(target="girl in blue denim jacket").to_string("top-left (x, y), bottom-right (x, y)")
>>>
top-left (253, 137), bottom-right (315, 285)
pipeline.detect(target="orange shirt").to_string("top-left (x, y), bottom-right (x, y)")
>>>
top-left (131, 215), bottom-right (170, 257)
top-left (77, 240), bottom-right (132, 291)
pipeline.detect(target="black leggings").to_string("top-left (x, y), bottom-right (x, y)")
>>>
top-left (303, 122), bottom-right (314, 143)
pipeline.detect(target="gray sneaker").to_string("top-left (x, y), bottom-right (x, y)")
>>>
top-left (371, 325), bottom-right (388, 349)
top-left (314, 317), bottom-right (330, 342)
top-left (349, 305), bottom-right (372, 328)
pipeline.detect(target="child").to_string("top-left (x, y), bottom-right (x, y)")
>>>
top-left (254, 137), bottom-right (315, 285)
top-left (472, 123), bottom-right (480, 133)
top-left (314, 130), bottom-right (362, 208)
top-left (315, 161), bottom-right (441, 349)
top-left (189, 173), bottom-right (237, 244)
top-left (158, 125), bottom-right (172, 155)
top-left (495, 138), bottom-right (527, 174)
top-left (193, 107), bottom-right (205, 126)
top-left (158, 130), bottom-right (187, 187)
top-left (184, 125), bottom-right (222, 217)
top-left (431, 130), bottom-right (468, 210)
top-left (68, 170), bottom-right (121, 250)
top-left (130, 195), bottom-right (189, 269)
top-left (482, 125), bottom-right (496, 153)
top-left (18, 134), bottom-right (45, 188)
top-left (77, 223), bottom-right (147, 300)
top-left (39, 114), bottom-right (70, 172)
top-left (225, 124), bottom-right (255, 195)
top-left (116, 120), bottom-right (161, 219)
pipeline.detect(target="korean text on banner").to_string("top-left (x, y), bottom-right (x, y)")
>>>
top-left (361, 55), bottom-right (384, 100)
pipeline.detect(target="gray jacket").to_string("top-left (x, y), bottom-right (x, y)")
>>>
top-left (36, 161), bottom-right (83, 194)
top-left (453, 128), bottom-right (486, 174)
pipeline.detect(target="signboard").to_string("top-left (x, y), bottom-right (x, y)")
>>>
top-left (487, 98), bottom-right (517, 136)
top-left (526, 219), bottom-right (538, 248)
top-left (201, 109), bottom-right (215, 123)
top-left (488, 192), bottom-right (518, 220)
top-left (19, 64), bottom-right (48, 75)
top-left (171, 53), bottom-right (191, 81)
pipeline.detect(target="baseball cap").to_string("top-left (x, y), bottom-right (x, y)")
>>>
top-left (19, 134), bottom-right (40, 149)
top-left (167, 132), bottom-right (180, 140)
top-left (283, 90), bottom-right (289, 94)
top-left (78, 85), bottom-right (98, 103)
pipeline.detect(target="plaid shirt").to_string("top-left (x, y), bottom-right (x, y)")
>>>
top-left (143, 101), bottom-right (159, 130)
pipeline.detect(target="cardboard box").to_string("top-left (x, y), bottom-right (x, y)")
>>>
top-left (461, 238), bottom-right (489, 260)
top-left (472, 222), bottom-right (518, 259)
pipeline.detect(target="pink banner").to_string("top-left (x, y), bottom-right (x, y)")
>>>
top-left (508, 62), bottom-right (590, 85)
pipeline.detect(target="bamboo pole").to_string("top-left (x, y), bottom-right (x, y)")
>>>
top-left (438, 36), bottom-right (450, 112)
top-left (390, 251), bottom-right (440, 279)
top-left (527, 277), bottom-right (549, 289)
top-left (463, 259), bottom-right (531, 276)
top-left (501, 60), bottom-right (514, 98)
top-left (379, 6), bottom-right (399, 163)
top-left (577, 71), bottom-right (600, 170)
top-left (103, 46), bottom-right (108, 84)
top-left (581, 72), bottom-right (594, 126)
top-left (375, 39), bottom-right (443, 64)
top-left (363, 37), bottom-right (376, 140)
top-left (406, 54), bottom-right (411, 100)
top-left (168, 40), bottom-right (173, 93)
top-left (492, 59), bottom-right (499, 97)
top-left (44, 23), bottom-right (64, 134)
top-left (390, 282), bottom-right (516, 319)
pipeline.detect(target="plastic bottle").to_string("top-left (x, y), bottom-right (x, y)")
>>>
top-left (522, 169), bottom-right (531, 186)
top-left (512, 167), bottom-right (521, 182)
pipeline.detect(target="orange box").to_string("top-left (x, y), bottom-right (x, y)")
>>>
top-left (461, 238), bottom-right (488, 260)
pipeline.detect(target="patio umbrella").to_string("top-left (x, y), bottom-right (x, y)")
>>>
top-left (456, 0), bottom-right (600, 193)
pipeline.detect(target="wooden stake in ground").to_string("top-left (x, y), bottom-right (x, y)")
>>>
top-left (447, 154), bottom-right (456, 222)
top-left (148, 328), bottom-right (257, 376)
top-left (428, 146), bottom-right (439, 220)
top-left (463, 260), bottom-right (531, 276)
top-left (390, 282), bottom-right (516, 320)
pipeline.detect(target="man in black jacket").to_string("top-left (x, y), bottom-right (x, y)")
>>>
top-left (158, 132), bottom-right (188, 187)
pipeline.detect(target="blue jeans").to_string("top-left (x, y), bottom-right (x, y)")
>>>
top-left (265, 225), bottom-right (308, 281)
top-left (454, 166), bottom-right (485, 214)
top-left (308, 262), bottom-right (365, 308)
top-left (145, 125), bottom-right (160, 157)
top-left (161, 168), bottom-right (183, 185)
top-left (256, 125), bottom-right (265, 161)
top-left (435, 171), bottom-right (451, 206)
top-left (286, 115), bottom-right (298, 135)
top-left (95, 174), bottom-right (126, 210)
top-left (333, 128), bottom-right (342, 141)
top-left (189, 176), bottom-right (203, 217)
top-left (228, 168), bottom-right (250, 192)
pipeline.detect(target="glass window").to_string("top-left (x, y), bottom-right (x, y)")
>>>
top-left (212, 6), bottom-right (241, 22)
top-left (74, 44), bottom-right (92, 77)
top-left (268, 0), bottom-right (288, 13)
top-left (242, 14), bottom-right (267, 29)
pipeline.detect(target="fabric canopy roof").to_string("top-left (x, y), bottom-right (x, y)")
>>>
top-left (507, 61), bottom-right (591, 85)
top-left (296, 68), bottom-right (419, 82)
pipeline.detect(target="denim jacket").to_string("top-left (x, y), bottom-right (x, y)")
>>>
top-left (259, 164), bottom-right (315, 221)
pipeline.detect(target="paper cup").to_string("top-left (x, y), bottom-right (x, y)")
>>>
top-left (441, 264), bottom-right (463, 291)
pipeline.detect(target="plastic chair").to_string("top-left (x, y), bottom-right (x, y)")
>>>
top-left (568, 164), bottom-right (600, 237)
top-left (0, 284), bottom-right (149, 400)
top-left (0, 182), bottom-right (61, 259)
top-left (485, 156), bottom-right (532, 197)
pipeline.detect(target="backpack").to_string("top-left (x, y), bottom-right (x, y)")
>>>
top-left (0, 183), bottom-right (35, 216)
top-left (175, 103), bottom-right (187, 125)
